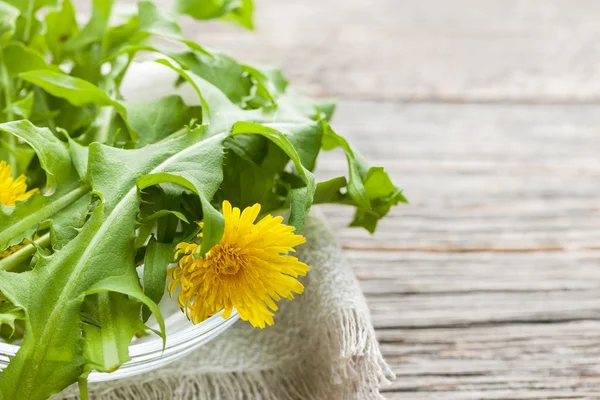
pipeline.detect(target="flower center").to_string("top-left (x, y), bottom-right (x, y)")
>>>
top-left (209, 244), bottom-right (243, 275)
top-left (220, 264), bottom-right (240, 275)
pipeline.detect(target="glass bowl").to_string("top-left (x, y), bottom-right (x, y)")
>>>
top-left (0, 294), bottom-right (239, 382)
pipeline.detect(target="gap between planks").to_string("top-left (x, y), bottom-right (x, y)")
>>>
top-left (342, 244), bottom-right (600, 253)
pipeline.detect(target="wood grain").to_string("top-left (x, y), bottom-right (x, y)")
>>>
top-left (81, 0), bottom-right (600, 101)
top-left (162, 0), bottom-right (600, 102)
top-left (321, 101), bottom-right (600, 398)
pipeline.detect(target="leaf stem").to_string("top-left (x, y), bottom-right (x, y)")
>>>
top-left (96, 292), bottom-right (120, 369)
top-left (0, 233), bottom-right (51, 272)
top-left (0, 53), bottom-right (13, 121)
top-left (23, 0), bottom-right (35, 44)
top-left (0, 185), bottom-right (90, 248)
top-left (34, 88), bottom-right (57, 134)
top-left (95, 106), bottom-right (116, 144)
top-left (78, 377), bottom-right (89, 400)
top-left (95, 70), bottom-right (118, 144)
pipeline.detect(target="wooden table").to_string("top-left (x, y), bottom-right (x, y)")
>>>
top-left (115, 0), bottom-right (600, 397)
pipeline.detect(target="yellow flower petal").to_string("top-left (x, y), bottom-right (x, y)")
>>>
top-left (0, 160), bottom-right (39, 206)
top-left (169, 200), bottom-right (309, 328)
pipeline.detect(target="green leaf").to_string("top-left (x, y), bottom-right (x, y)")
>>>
top-left (270, 121), bottom-right (322, 171)
top-left (169, 46), bottom-right (253, 107)
top-left (0, 234), bottom-right (49, 273)
top-left (218, 118), bottom-right (321, 217)
top-left (19, 70), bottom-right (133, 144)
top-left (219, 0), bottom-right (253, 30)
top-left (317, 122), bottom-right (406, 232)
top-left (313, 99), bottom-right (336, 121)
top-left (68, 136), bottom-right (89, 179)
top-left (140, 209), bottom-right (189, 224)
top-left (155, 59), bottom-right (245, 134)
top-left (3, 91), bottom-right (34, 119)
top-left (138, 0), bottom-right (183, 41)
top-left (101, 1), bottom-right (181, 58)
top-left (363, 166), bottom-right (405, 201)
top-left (142, 238), bottom-right (173, 321)
top-left (0, 205), bottom-right (163, 400)
top-left (321, 122), bottom-right (371, 209)
top-left (114, 45), bottom-right (254, 108)
top-left (0, 115), bottom-right (233, 397)
top-left (13, 13), bottom-right (45, 52)
top-left (20, 70), bottom-right (124, 112)
top-left (80, 309), bottom-right (101, 328)
top-left (232, 121), bottom-right (316, 231)
top-left (0, 187), bottom-right (88, 252)
top-left (159, 59), bottom-right (328, 231)
top-left (0, 120), bottom-right (74, 193)
top-left (0, 136), bottom-right (35, 176)
top-left (82, 292), bottom-right (146, 373)
top-left (105, 13), bottom-right (139, 56)
top-left (154, 186), bottom-right (182, 244)
top-left (2, 43), bottom-right (59, 77)
top-left (0, 302), bottom-right (25, 338)
top-left (136, 133), bottom-right (226, 255)
top-left (0, 121), bottom-right (84, 251)
top-left (313, 176), bottom-right (347, 204)
top-left (217, 138), bottom-right (287, 212)
top-left (174, 0), bottom-right (254, 29)
top-left (124, 95), bottom-right (201, 148)
top-left (64, 0), bottom-right (113, 51)
top-left (242, 64), bottom-right (287, 108)
top-left (117, 43), bottom-right (292, 113)
top-left (0, 198), bottom-right (142, 395)
top-left (350, 167), bottom-right (408, 233)
top-left (44, 0), bottom-right (78, 62)
top-left (47, 191), bottom-right (92, 249)
top-left (4, 0), bottom-right (59, 13)
top-left (0, 1), bottom-right (19, 45)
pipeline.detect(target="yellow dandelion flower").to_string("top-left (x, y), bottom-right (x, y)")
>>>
top-left (0, 160), bottom-right (39, 206)
top-left (169, 200), bottom-right (309, 328)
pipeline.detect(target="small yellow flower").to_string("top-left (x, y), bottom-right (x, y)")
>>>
top-left (0, 160), bottom-right (39, 206)
top-left (169, 200), bottom-right (309, 328)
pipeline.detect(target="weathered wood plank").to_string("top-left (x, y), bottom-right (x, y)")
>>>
top-left (379, 322), bottom-right (600, 398)
top-left (184, 0), bottom-right (600, 102)
top-left (346, 250), bottom-right (600, 295)
top-left (319, 101), bottom-right (600, 397)
top-left (368, 290), bottom-right (600, 329)
top-left (82, 0), bottom-right (600, 101)
top-left (386, 392), bottom-right (600, 400)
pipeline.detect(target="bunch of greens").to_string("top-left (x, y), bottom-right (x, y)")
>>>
top-left (0, 0), bottom-right (406, 398)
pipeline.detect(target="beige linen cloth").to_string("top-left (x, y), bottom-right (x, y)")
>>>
top-left (55, 213), bottom-right (394, 399)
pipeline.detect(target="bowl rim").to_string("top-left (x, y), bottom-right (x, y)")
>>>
top-left (0, 308), bottom-right (239, 382)
top-left (129, 308), bottom-right (239, 357)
